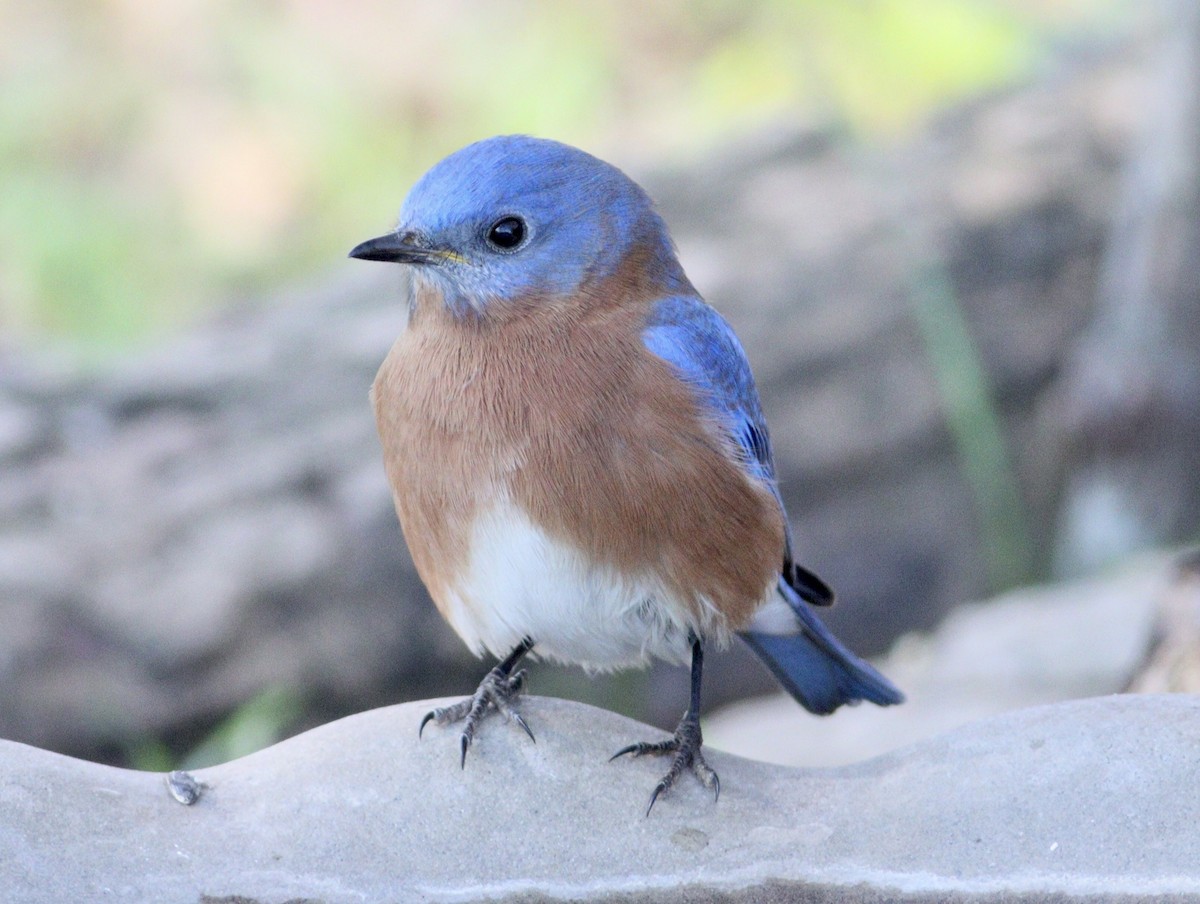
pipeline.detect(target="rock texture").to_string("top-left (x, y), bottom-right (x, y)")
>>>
top-left (4, 695), bottom-right (1199, 903)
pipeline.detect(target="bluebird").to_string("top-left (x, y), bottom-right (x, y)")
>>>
top-left (350, 135), bottom-right (903, 812)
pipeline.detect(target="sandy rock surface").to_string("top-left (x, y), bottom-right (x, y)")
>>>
top-left (4, 694), bottom-right (1197, 903)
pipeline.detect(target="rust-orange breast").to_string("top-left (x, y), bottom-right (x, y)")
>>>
top-left (371, 276), bottom-right (785, 645)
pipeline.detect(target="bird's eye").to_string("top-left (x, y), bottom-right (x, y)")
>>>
top-left (486, 216), bottom-right (526, 251)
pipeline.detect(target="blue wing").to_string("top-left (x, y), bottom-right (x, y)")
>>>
top-left (642, 294), bottom-right (777, 480)
top-left (642, 295), bottom-right (904, 715)
top-left (642, 294), bottom-right (832, 605)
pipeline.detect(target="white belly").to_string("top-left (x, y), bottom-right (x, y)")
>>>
top-left (441, 499), bottom-right (728, 669)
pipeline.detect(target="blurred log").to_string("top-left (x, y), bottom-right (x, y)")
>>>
top-left (0, 44), bottom-right (1156, 762)
top-left (1126, 549), bottom-right (1200, 694)
top-left (1052, 0), bottom-right (1200, 576)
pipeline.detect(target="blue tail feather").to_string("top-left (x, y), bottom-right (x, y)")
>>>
top-left (739, 579), bottom-right (904, 716)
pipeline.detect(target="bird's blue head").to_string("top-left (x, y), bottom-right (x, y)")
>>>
top-left (349, 136), bottom-right (685, 317)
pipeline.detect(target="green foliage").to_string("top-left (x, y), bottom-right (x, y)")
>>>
top-left (128, 685), bottom-right (304, 772)
top-left (691, 0), bottom-right (1030, 136)
top-left (179, 685), bottom-right (304, 770)
top-left (909, 261), bottom-right (1035, 591)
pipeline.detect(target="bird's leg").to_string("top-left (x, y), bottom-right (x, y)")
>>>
top-left (611, 637), bottom-right (719, 815)
top-left (420, 637), bottom-right (535, 767)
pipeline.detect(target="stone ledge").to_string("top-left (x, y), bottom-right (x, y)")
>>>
top-left (3, 695), bottom-right (1198, 902)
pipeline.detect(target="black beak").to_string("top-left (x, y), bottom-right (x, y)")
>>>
top-left (348, 231), bottom-right (440, 264)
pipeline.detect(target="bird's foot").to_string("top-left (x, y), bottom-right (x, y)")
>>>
top-left (611, 710), bottom-right (719, 815)
top-left (419, 665), bottom-right (534, 767)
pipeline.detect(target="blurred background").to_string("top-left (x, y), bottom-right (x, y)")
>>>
top-left (2, 0), bottom-right (1197, 770)
top-left (2, 0), bottom-right (1120, 350)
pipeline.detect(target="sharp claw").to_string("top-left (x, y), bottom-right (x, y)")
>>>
top-left (513, 712), bottom-right (536, 743)
top-left (417, 639), bottom-right (534, 768)
top-left (614, 718), bottom-right (719, 812)
top-left (610, 740), bottom-right (672, 761)
top-left (645, 782), bottom-right (667, 817)
top-left (609, 744), bottom-right (638, 762)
